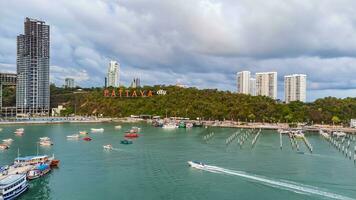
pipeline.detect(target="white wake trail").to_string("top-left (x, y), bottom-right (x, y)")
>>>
top-left (201, 164), bottom-right (354, 200)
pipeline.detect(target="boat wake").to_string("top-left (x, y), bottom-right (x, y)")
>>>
top-left (199, 164), bottom-right (354, 200)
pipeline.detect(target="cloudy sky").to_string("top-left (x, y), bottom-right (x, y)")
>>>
top-left (1, 0), bottom-right (356, 101)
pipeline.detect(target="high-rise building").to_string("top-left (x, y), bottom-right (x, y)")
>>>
top-left (16, 17), bottom-right (50, 115)
top-left (64, 78), bottom-right (75, 88)
top-left (130, 77), bottom-right (141, 88)
top-left (256, 72), bottom-right (277, 99)
top-left (284, 74), bottom-right (307, 103)
top-left (107, 60), bottom-right (120, 87)
top-left (236, 71), bottom-right (250, 94)
top-left (249, 78), bottom-right (256, 96)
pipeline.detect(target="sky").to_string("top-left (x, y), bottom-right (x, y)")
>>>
top-left (1, 0), bottom-right (356, 101)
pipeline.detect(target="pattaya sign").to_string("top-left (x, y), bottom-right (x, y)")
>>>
top-left (104, 88), bottom-right (167, 98)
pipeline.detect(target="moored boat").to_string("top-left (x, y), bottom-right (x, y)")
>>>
top-left (120, 139), bottom-right (133, 145)
top-left (124, 133), bottom-right (139, 138)
top-left (114, 125), bottom-right (122, 129)
top-left (91, 128), bottom-right (104, 133)
top-left (50, 159), bottom-right (60, 167)
top-left (0, 173), bottom-right (28, 200)
top-left (39, 140), bottom-right (53, 146)
top-left (83, 137), bottom-right (92, 141)
top-left (162, 123), bottom-right (178, 129)
top-left (27, 163), bottom-right (51, 180)
top-left (79, 131), bottom-right (88, 135)
top-left (2, 139), bottom-right (13, 144)
top-left (66, 134), bottom-right (80, 139)
top-left (186, 123), bottom-right (193, 128)
top-left (0, 144), bottom-right (9, 150)
top-left (39, 137), bottom-right (50, 141)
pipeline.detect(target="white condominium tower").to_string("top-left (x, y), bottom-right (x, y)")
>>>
top-left (249, 78), bottom-right (256, 96)
top-left (256, 72), bottom-right (277, 99)
top-left (107, 60), bottom-right (120, 87)
top-left (237, 71), bottom-right (250, 94)
top-left (284, 74), bottom-right (307, 103)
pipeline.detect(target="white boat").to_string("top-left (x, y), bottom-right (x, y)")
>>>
top-left (66, 134), bottom-right (80, 139)
top-left (79, 131), bottom-right (88, 135)
top-left (292, 130), bottom-right (304, 139)
top-left (333, 131), bottom-right (346, 137)
top-left (103, 144), bottom-right (113, 150)
top-left (2, 139), bottom-right (13, 144)
top-left (91, 128), bottom-right (104, 132)
top-left (114, 125), bottom-right (122, 129)
top-left (187, 161), bottom-right (206, 170)
top-left (16, 128), bottom-right (24, 132)
top-left (162, 123), bottom-right (178, 129)
top-left (186, 123), bottom-right (193, 128)
top-left (39, 140), bottom-right (53, 146)
top-left (0, 174), bottom-right (29, 200)
top-left (319, 129), bottom-right (330, 139)
top-left (39, 137), bottom-right (50, 141)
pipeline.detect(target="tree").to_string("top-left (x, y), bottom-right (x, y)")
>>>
top-left (331, 116), bottom-right (340, 125)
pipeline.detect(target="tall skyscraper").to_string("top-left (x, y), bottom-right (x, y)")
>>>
top-left (64, 78), bottom-right (75, 88)
top-left (130, 77), bottom-right (141, 88)
top-left (284, 74), bottom-right (307, 103)
top-left (249, 78), bottom-right (256, 96)
top-left (107, 60), bottom-right (120, 87)
top-left (16, 17), bottom-right (50, 115)
top-left (256, 72), bottom-right (277, 99)
top-left (236, 71), bottom-right (250, 94)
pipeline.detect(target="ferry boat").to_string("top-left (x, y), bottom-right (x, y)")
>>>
top-left (0, 144), bottom-right (9, 150)
top-left (0, 174), bottom-right (28, 200)
top-left (2, 139), bottom-right (13, 144)
top-left (66, 134), bottom-right (80, 139)
top-left (120, 139), bottom-right (133, 145)
top-left (27, 163), bottom-right (51, 180)
top-left (90, 128), bottom-right (104, 133)
top-left (187, 161), bottom-right (206, 169)
top-left (103, 144), bottom-right (113, 150)
top-left (14, 155), bottom-right (50, 166)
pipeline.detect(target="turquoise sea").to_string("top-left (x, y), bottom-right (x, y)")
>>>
top-left (0, 123), bottom-right (355, 200)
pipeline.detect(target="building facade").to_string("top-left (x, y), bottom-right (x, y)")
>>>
top-left (130, 77), bottom-right (141, 88)
top-left (64, 78), bottom-right (75, 88)
top-left (107, 60), bottom-right (120, 87)
top-left (284, 74), bottom-right (307, 103)
top-left (256, 72), bottom-right (277, 99)
top-left (249, 78), bottom-right (256, 96)
top-left (16, 18), bottom-right (50, 116)
top-left (236, 71), bottom-right (250, 94)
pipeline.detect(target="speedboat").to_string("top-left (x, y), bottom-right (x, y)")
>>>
top-left (0, 144), bottom-right (9, 150)
top-left (2, 138), bottom-right (13, 144)
top-left (0, 174), bottom-right (28, 200)
top-left (40, 140), bottom-right (53, 146)
top-left (120, 139), bottom-right (133, 145)
top-left (103, 144), bottom-right (113, 150)
top-left (79, 131), bottom-right (88, 135)
top-left (187, 161), bottom-right (206, 169)
top-left (66, 134), bottom-right (80, 139)
top-left (91, 128), bottom-right (104, 133)
top-left (114, 125), bottom-right (122, 129)
top-left (83, 137), bottom-right (92, 141)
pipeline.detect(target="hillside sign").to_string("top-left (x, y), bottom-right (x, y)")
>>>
top-left (103, 88), bottom-right (167, 98)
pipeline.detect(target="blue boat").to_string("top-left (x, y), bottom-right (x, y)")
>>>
top-left (0, 174), bottom-right (28, 200)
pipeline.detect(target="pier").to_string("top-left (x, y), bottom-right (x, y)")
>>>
top-left (203, 132), bottom-right (215, 142)
top-left (251, 129), bottom-right (261, 148)
top-left (302, 136), bottom-right (313, 153)
top-left (225, 131), bottom-right (240, 146)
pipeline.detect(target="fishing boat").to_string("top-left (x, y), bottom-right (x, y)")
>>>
top-left (114, 125), bottom-right (122, 129)
top-left (0, 144), bottom-right (9, 150)
top-left (66, 134), bottom-right (80, 139)
top-left (187, 161), bottom-right (206, 169)
top-left (103, 144), bottom-right (113, 150)
top-left (124, 133), bottom-right (139, 138)
top-left (162, 123), bottom-right (178, 129)
top-left (26, 163), bottom-right (51, 180)
top-left (2, 139), bottom-right (13, 144)
top-left (83, 137), bottom-right (92, 141)
top-left (0, 174), bottom-right (29, 200)
top-left (40, 140), bottom-right (53, 146)
top-left (79, 131), bottom-right (88, 135)
top-left (91, 128), bottom-right (104, 133)
top-left (120, 139), bottom-right (133, 145)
